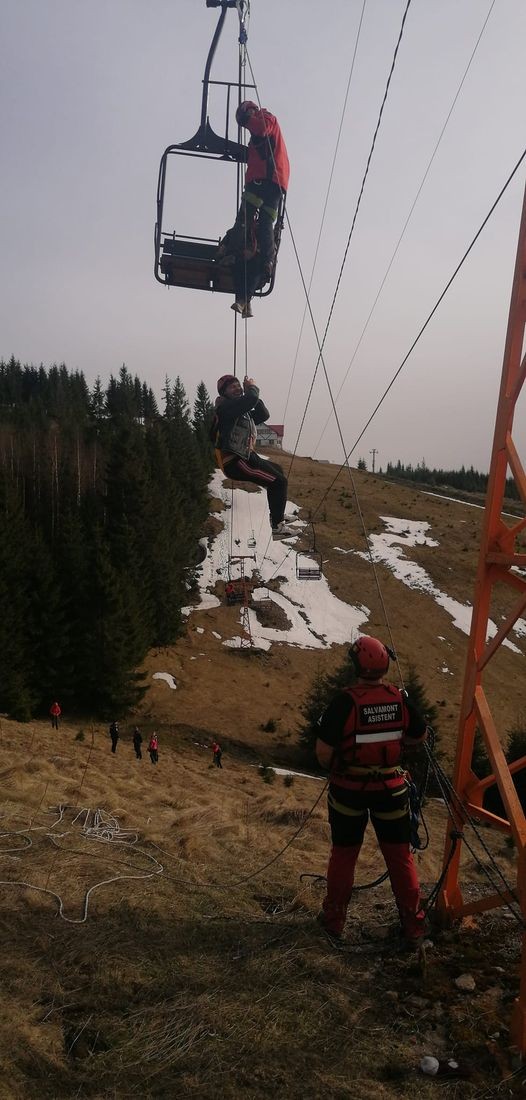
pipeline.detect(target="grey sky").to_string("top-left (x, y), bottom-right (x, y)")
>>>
top-left (1, 0), bottom-right (525, 472)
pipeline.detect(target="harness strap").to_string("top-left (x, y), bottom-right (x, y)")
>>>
top-left (345, 765), bottom-right (403, 776)
top-left (328, 793), bottom-right (366, 817)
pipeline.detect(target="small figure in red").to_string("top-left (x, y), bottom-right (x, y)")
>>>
top-left (49, 701), bottom-right (61, 730)
top-left (148, 733), bottom-right (159, 765)
top-left (211, 740), bottom-right (223, 769)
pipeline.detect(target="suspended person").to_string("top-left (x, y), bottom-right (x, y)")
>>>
top-left (212, 374), bottom-right (296, 539)
top-left (148, 732), bottom-right (159, 765)
top-left (315, 636), bottom-right (428, 947)
top-left (211, 740), bottom-right (223, 769)
top-left (109, 720), bottom-right (119, 754)
top-left (218, 101), bottom-right (289, 319)
top-left (49, 701), bottom-right (62, 730)
top-left (132, 726), bottom-right (143, 760)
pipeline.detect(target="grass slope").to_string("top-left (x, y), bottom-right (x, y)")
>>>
top-left (0, 455), bottom-right (525, 1097)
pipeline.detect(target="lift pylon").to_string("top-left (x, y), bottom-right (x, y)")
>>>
top-left (228, 554), bottom-right (256, 648)
top-left (437, 181), bottom-right (526, 1050)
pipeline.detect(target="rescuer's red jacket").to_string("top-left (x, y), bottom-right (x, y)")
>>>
top-left (245, 109), bottom-right (290, 192)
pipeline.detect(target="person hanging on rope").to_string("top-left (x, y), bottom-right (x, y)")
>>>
top-left (217, 101), bottom-right (289, 318)
top-left (315, 636), bottom-right (428, 947)
top-left (212, 374), bottom-right (296, 539)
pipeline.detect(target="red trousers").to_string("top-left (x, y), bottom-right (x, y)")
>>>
top-left (322, 782), bottom-right (425, 938)
top-left (322, 842), bottom-right (425, 937)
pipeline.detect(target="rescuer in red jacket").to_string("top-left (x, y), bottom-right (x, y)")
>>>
top-left (219, 101), bottom-right (290, 318)
top-left (315, 636), bottom-right (428, 945)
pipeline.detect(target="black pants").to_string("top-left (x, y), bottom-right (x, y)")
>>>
top-left (149, 749), bottom-right (158, 764)
top-left (51, 717), bottom-right (59, 730)
top-left (242, 180), bottom-right (281, 266)
top-left (234, 180), bottom-right (283, 301)
top-left (234, 254), bottom-right (265, 305)
top-left (111, 737), bottom-right (119, 754)
top-left (134, 746), bottom-right (142, 759)
top-left (223, 452), bottom-right (287, 528)
top-left (214, 752), bottom-right (223, 769)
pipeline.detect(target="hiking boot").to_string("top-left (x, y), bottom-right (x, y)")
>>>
top-left (242, 301), bottom-right (253, 318)
top-left (271, 521), bottom-right (297, 539)
top-left (316, 911), bottom-right (343, 946)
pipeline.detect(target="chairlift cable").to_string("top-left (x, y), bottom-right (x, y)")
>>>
top-left (281, 0), bottom-right (368, 428)
top-left (259, 0), bottom-right (413, 485)
top-left (243, 51), bottom-right (407, 669)
top-left (311, 0), bottom-right (497, 459)
top-left (310, 142), bottom-right (526, 519)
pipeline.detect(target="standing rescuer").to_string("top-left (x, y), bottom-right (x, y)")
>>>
top-left (315, 636), bottom-right (428, 945)
top-left (227, 101), bottom-right (290, 318)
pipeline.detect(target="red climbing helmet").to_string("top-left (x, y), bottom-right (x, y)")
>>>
top-left (235, 100), bottom-right (258, 126)
top-left (217, 374), bottom-right (237, 395)
top-left (349, 636), bottom-right (391, 680)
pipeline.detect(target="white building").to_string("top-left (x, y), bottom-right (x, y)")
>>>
top-left (256, 424), bottom-right (284, 449)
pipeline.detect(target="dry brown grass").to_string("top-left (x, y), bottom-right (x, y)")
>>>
top-left (0, 718), bottom-right (523, 1098)
top-left (0, 459), bottom-right (525, 1097)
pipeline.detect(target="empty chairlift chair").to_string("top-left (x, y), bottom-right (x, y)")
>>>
top-left (295, 525), bottom-right (323, 580)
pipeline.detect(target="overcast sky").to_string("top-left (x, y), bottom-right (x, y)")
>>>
top-left (1, 0), bottom-right (525, 473)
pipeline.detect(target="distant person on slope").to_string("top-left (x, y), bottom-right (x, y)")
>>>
top-left (109, 721), bottom-right (119, 754)
top-left (211, 740), bottom-right (223, 769)
top-left (212, 374), bottom-right (295, 540)
top-left (132, 727), bottom-right (143, 760)
top-left (50, 701), bottom-right (61, 730)
top-left (315, 636), bottom-right (428, 947)
top-left (148, 733), bottom-right (159, 765)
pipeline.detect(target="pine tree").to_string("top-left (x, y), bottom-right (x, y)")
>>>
top-left (402, 666), bottom-right (441, 794)
top-left (82, 529), bottom-right (148, 716)
top-left (299, 655), bottom-right (356, 757)
top-left (0, 479), bottom-right (37, 718)
top-left (193, 381), bottom-right (215, 474)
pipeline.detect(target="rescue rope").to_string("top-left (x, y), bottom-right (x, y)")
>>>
top-left (423, 744), bottom-right (525, 926)
top-left (0, 805), bottom-right (164, 924)
top-left (244, 16), bottom-right (413, 669)
top-left (147, 779), bottom-right (328, 891)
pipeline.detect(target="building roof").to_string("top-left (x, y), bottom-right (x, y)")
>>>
top-left (258, 424), bottom-right (284, 438)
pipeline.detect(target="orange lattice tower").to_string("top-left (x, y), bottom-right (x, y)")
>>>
top-left (437, 182), bottom-right (526, 1049)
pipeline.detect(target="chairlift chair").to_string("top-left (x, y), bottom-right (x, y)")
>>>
top-left (154, 0), bottom-right (285, 296)
top-left (295, 524), bottom-right (323, 580)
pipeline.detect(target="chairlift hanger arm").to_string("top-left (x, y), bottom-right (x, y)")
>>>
top-left (175, 0), bottom-right (248, 158)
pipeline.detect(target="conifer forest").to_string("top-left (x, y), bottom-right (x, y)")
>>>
top-left (0, 357), bottom-right (214, 720)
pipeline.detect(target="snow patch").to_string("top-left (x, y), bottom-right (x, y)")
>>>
top-left (152, 672), bottom-right (177, 690)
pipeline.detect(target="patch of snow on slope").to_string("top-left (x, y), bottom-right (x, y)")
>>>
top-left (336, 516), bottom-right (522, 654)
top-left (185, 469), bottom-right (369, 650)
